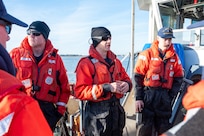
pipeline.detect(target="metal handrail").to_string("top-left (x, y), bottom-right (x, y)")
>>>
top-left (121, 52), bottom-right (131, 62)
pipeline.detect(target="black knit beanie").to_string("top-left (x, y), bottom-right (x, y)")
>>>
top-left (91, 27), bottom-right (111, 47)
top-left (27, 21), bottom-right (50, 40)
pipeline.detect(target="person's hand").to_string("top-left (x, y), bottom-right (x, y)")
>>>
top-left (109, 81), bottom-right (121, 93)
top-left (109, 81), bottom-right (129, 94)
top-left (117, 80), bottom-right (129, 94)
top-left (135, 100), bottom-right (144, 113)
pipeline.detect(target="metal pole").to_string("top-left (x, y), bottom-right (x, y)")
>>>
top-left (131, 0), bottom-right (135, 80)
top-left (79, 101), bottom-right (83, 135)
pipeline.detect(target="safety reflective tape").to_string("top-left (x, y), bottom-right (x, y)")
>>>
top-left (91, 85), bottom-right (97, 100)
top-left (20, 57), bottom-right (32, 61)
top-left (56, 102), bottom-right (67, 107)
top-left (0, 112), bottom-right (14, 135)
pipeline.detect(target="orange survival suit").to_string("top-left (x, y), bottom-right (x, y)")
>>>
top-left (134, 40), bottom-right (184, 135)
top-left (10, 37), bottom-right (70, 131)
top-left (75, 45), bottom-right (132, 101)
top-left (75, 45), bottom-right (132, 135)
top-left (135, 40), bottom-right (184, 100)
top-left (10, 37), bottom-right (70, 108)
top-left (0, 70), bottom-right (52, 136)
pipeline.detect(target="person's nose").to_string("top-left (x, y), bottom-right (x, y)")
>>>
top-left (7, 35), bottom-right (10, 41)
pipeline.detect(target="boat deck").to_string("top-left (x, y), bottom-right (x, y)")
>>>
top-left (123, 89), bottom-right (136, 136)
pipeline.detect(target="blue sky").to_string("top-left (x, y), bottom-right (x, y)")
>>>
top-left (4, 0), bottom-right (149, 55)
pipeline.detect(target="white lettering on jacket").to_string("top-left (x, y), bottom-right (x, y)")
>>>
top-left (20, 57), bottom-right (32, 61)
top-left (170, 59), bottom-right (176, 62)
top-left (151, 74), bottom-right (159, 80)
top-left (151, 57), bottom-right (159, 61)
top-left (48, 59), bottom-right (56, 64)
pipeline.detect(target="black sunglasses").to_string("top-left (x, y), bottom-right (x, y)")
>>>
top-left (102, 36), bottom-right (111, 41)
top-left (0, 20), bottom-right (12, 34)
top-left (27, 29), bottom-right (41, 36)
top-left (92, 35), bottom-right (111, 41)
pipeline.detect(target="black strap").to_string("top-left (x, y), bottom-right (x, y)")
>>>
top-left (32, 85), bottom-right (56, 96)
top-left (88, 56), bottom-right (96, 80)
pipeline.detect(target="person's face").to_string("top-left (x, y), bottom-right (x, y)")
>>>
top-left (27, 29), bottom-right (46, 48)
top-left (96, 36), bottom-right (111, 52)
top-left (157, 36), bottom-right (172, 51)
top-left (0, 20), bottom-right (12, 48)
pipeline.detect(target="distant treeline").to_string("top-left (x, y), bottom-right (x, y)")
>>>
top-left (60, 54), bottom-right (126, 57)
top-left (60, 54), bottom-right (84, 56)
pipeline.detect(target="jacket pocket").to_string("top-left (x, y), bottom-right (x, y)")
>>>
top-left (19, 60), bottom-right (32, 78)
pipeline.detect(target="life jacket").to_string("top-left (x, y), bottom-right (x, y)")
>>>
top-left (88, 56), bottom-right (123, 84)
top-left (135, 41), bottom-right (183, 89)
top-left (10, 38), bottom-right (69, 103)
top-left (74, 45), bottom-right (132, 101)
top-left (0, 70), bottom-right (52, 136)
top-left (15, 48), bottom-right (60, 102)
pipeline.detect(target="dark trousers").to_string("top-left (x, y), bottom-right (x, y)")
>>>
top-left (37, 100), bottom-right (62, 131)
top-left (84, 99), bottom-right (125, 136)
top-left (136, 89), bottom-right (172, 136)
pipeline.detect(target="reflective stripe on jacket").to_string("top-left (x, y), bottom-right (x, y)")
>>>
top-left (74, 45), bottom-right (132, 101)
top-left (134, 40), bottom-right (184, 89)
top-left (0, 70), bottom-right (52, 136)
top-left (10, 37), bottom-right (70, 104)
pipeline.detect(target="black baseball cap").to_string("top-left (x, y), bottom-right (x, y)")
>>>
top-left (158, 27), bottom-right (175, 39)
top-left (0, 0), bottom-right (27, 27)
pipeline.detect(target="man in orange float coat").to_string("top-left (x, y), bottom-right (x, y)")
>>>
top-left (10, 21), bottom-right (70, 131)
top-left (0, 0), bottom-right (52, 135)
top-left (75, 26), bottom-right (132, 136)
top-left (134, 27), bottom-right (184, 136)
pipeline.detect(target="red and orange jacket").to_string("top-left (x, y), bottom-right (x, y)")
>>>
top-left (10, 37), bottom-right (70, 107)
top-left (74, 45), bottom-right (132, 101)
top-left (183, 80), bottom-right (204, 110)
top-left (134, 40), bottom-right (184, 100)
top-left (161, 80), bottom-right (204, 136)
top-left (0, 70), bottom-right (52, 136)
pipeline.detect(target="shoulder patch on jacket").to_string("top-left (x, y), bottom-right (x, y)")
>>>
top-left (138, 55), bottom-right (146, 60)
